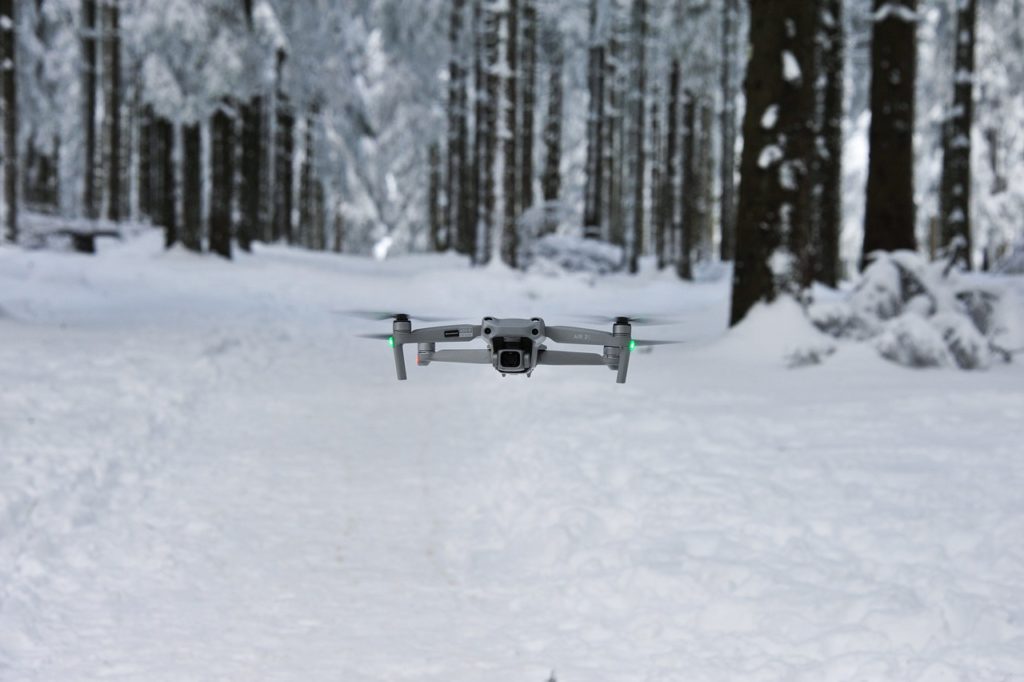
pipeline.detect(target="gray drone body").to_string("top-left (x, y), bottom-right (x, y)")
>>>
top-left (385, 315), bottom-right (640, 383)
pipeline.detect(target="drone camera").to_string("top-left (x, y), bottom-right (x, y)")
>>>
top-left (498, 349), bottom-right (525, 369)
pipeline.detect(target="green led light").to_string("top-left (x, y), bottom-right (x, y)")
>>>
top-left (628, 339), bottom-right (636, 351)
top-left (387, 335), bottom-right (395, 348)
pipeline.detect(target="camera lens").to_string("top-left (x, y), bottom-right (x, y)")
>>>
top-left (499, 351), bottom-right (522, 369)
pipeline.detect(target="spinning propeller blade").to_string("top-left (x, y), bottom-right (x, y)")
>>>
top-left (340, 310), bottom-right (456, 322)
top-left (632, 338), bottom-right (686, 347)
top-left (356, 332), bottom-right (394, 341)
top-left (575, 313), bottom-right (685, 326)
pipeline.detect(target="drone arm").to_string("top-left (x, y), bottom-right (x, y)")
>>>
top-left (427, 349), bottom-right (492, 364)
top-left (408, 324), bottom-right (482, 344)
top-left (545, 326), bottom-right (618, 347)
top-left (537, 349), bottom-right (607, 366)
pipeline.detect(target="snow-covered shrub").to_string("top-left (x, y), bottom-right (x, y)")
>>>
top-left (522, 235), bottom-right (624, 276)
top-left (996, 239), bottom-right (1024, 274)
top-left (809, 250), bottom-right (1016, 370)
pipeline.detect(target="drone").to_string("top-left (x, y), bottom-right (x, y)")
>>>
top-left (352, 312), bottom-right (681, 383)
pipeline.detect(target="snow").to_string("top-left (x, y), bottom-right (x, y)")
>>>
top-left (782, 51), bottom-right (802, 83)
top-left (2, 234), bottom-right (1024, 681)
top-left (873, 3), bottom-right (920, 24)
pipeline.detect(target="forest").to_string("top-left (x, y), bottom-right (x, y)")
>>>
top-left (0, 0), bottom-right (1022, 325)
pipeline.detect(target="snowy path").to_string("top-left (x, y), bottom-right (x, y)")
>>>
top-left (2, 235), bottom-right (1023, 681)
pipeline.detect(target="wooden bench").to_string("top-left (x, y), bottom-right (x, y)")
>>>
top-left (21, 212), bottom-right (123, 253)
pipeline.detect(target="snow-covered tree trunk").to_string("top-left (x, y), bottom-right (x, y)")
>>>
top-left (939, 0), bottom-right (976, 270)
top-left (718, 0), bottom-right (739, 261)
top-left (81, 0), bottom-right (98, 221)
top-left (582, 0), bottom-right (605, 239)
top-left (238, 96), bottom-right (261, 252)
top-left (861, 0), bottom-right (918, 268)
top-left (1, 0), bottom-right (16, 242)
top-left (445, 0), bottom-right (465, 253)
top-left (182, 122), bottom-right (202, 252)
top-left (678, 90), bottom-right (695, 281)
top-left (500, 0), bottom-right (519, 267)
top-left (816, 0), bottom-right (844, 286)
top-left (627, 0), bottom-right (647, 274)
top-left (659, 58), bottom-right (679, 271)
top-left (209, 105), bottom-right (233, 259)
top-left (103, 0), bottom-right (121, 222)
top-left (518, 0), bottom-right (537, 216)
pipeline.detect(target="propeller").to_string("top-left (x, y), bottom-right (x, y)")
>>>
top-left (356, 332), bottom-right (395, 341)
top-left (339, 310), bottom-right (456, 322)
top-left (575, 313), bottom-right (685, 326)
top-left (632, 338), bottom-right (686, 347)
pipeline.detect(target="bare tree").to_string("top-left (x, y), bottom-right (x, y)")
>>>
top-left (209, 104), bottom-right (234, 259)
top-left (1, 0), bottom-right (16, 242)
top-left (182, 122), bottom-right (202, 252)
top-left (500, 0), bottom-right (519, 267)
top-left (582, 0), bottom-right (605, 239)
top-left (518, 0), bottom-right (537, 215)
top-left (718, 0), bottom-right (739, 261)
top-left (82, 0), bottom-right (99, 221)
top-left (104, 0), bottom-right (122, 222)
top-left (628, 0), bottom-right (647, 274)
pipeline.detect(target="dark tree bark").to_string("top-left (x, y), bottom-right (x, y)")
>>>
top-left (582, 0), bottom-right (605, 238)
top-left (650, 91), bottom-right (663, 267)
top-left (697, 101), bottom-right (714, 260)
top-left (182, 122), bottom-right (202, 252)
top-left (861, 0), bottom-right (917, 268)
top-left (104, 0), bottom-right (121, 222)
top-left (500, 0), bottom-right (519, 267)
top-left (273, 50), bottom-right (294, 243)
top-left (816, 0), bottom-right (844, 286)
top-left (607, 11), bottom-right (626, 250)
top-left (518, 0), bottom-right (537, 215)
top-left (730, 0), bottom-right (818, 325)
top-left (659, 59), bottom-right (680, 271)
top-left (628, 0), bottom-right (647, 274)
top-left (156, 116), bottom-right (176, 247)
top-left (1, 0), bottom-right (16, 242)
top-left (479, 0), bottom-right (500, 264)
top-left (719, 0), bottom-right (739, 261)
top-left (139, 107), bottom-right (153, 221)
top-left (540, 29), bottom-right (563, 207)
top-left (210, 105), bottom-right (234, 259)
top-left (332, 208), bottom-right (344, 253)
top-left (678, 91), bottom-right (696, 281)
top-left (469, 0), bottom-right (484, 263)
top-left (938, 0), bottom-right (976, 270)
top-left (445, 0), bottom-right (465, 252)
top-left (299, 110), bottom-right (315, 248)
top-left (428, 141), bottom-right (442, 250)
top-left (239, 96), bottom-right (261, 251)
top-left (82, 0), bottom-right (98, 221)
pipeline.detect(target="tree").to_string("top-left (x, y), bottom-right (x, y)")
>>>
top-left (156, 116), bottom-right (175, 247)
top-left (428, 141), bottom-right (442, 250)
top-left (210, 104), bottom-right (234, 259)
top-left (861, 0), bottom-right (918, 268)
top-left (518, 0), bottom-right (537, 215)
top-left (445, 0), bottom-right (465, 252)
top-left (82, 0), bottom-right (98, 221)
top-left (628, 0), bottom-right (647, 274)
top-left (540, 27), bottom-right (563, 208)
top-left (678, 90), bottom-right (695, 281)
top-left (815, 0), bottom-right (844, 286)
top-left (500, 0), bottom-right (519, 267)
top-left (730, 0), bottom-right (818, 325)
top-left (239, 97), bottom-right (261, 251)
top-left (138, 104), bottom-right (154, 221)
top-left (1, 0), bottom-right (16, 242)
top-left (939, 0), bottom-right (977, 270)
top-left (582, 0), bottom-right (605, 239)
top-left (718, 0), bottom-right (739, 261)
top-left (182, 122), bottom-right (202, 252)
top-left (104, 0), bottom-right (121, 222)
top-left (659, 59), bottom-right (680, 271)
top-left (273, 49), bottom-right (294, 244)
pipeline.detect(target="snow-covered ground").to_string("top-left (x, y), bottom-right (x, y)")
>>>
top-left (2, 232), bottom-right (1023, 682)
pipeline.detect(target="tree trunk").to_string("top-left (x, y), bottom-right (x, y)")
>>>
top-left (650, 91), bottom-right (663, 268)
top-left (104, 0), bottom-right (121, 222)
top-left (332, 208), bottom-right (344, 253)
top-left (540, 29), bottom-right (563, 207)
top-left (138, 104), bottom-right (153, 221)
top-left (182, 122), bottom-right (202, 252)
top-left (861, 0), bottom-right (917, 268)
top-left (718, 0), bottom-right (739, 261)
top-left (273, 50), bottom-right (293, 244)
top-left (82, 0), bottom-right (98, 221)
top-left (500, 0), bottom-right (519, 267)
top-left (469, 0), bottom-right (485, 263)
top-left (938, 0), bottom-right (976, 270)
top-left (518, 0), bottom-right (537, 216)
top-left (209, 105), bottom-right (234, 259)
top-left (608, 13), bottom-right (626, 250)
top-left (428, 142), bottom-right (442, 250)
top-left (697, 101), bottom-right (714, 261)
top-left (239, 96), bottom-right (261, 251)
top-left (445, 0), bottom-right (465, 252)
top-left (660, 60), bottom-right (679, 271)
top-left (678, 92), bottom-right (696, 281)
top-left (628, 0), bottom-right (647, 274)
top-left (156, 117), bottom-right (176, 247)
top-left (582, 0), bottom-right (604, 239)
top-left (299, 112), bottom-right (314, 248)
top-left (816, 0), bottom-right (844, 286)
top-left (479, 0), bottom-right (499, 265)
top-left (1, 0), bottom-right (16, 242)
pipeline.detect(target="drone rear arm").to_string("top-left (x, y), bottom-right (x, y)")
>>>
top-left (426, 349), bottom-right (491, 364)
top-left (545, 326), bottom-right (617, 346)
top-left (537, 349), bottom-right (607, 366)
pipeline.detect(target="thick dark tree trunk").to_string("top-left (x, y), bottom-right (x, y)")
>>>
top-left (156, 117), bottom-right (176, 247)
top-left (697, 101), bottom-right (714, 260)
top-left (500, 0), bottom-right (519, 267)
top-left (540, 29), bottom-right (563, 208)
top-left (938, 0), bottom-right (976, 270)
top-left (82, 0), bottom-right (98, 221)
top-left (428, 142), bottom-right (442, 250)
top-left (104, 0), bottom-right (121, 222)
top-left (332, 207), bottom-right (344, 253)
top-left (182, 122), bottom-right (202, 252)
top-left (1, 0), bottom-right (16, 242)
top-left (479, 0), bottom-right (499, 265)
top-left (608, 13), bottom-right (626, 250)
top-left (678, 92), bottom-right (696, 281)
top-left (582, 0), bottom-right (604, 239)
top-left (861, 0), bottom-right (917, 268)
top-left (210, 106), bottom-right (234, 259)
top-left (273, 51), bottom-right (294, 244)
top-left (138, 104), bottom-right (153, 221)
top-left (816, 0), bottom-right (844, 286)
top-left (518, 0), bottom-right (537, 215)
top-left (719, 0), bottom-right (739, 261)
top-left (299, 112), bottom-right (314, 248)
top-left (239, 96), bottom-right (262, 251)
top-left (445, 0), bottom-right (465, 252)
top-left (628, 0), bottom-right (647, 274)
top-left (660, 59), bottom-right (680, 271)
top-left (650, 92), bottom-right (662, 267)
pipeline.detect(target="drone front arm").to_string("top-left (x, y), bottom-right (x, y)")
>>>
top-left (428, 349), bottom-right (492, 364)
top-left (408, 324), bottom-right (482, 344)
top-left (544, 326), bottom-right (618, 347)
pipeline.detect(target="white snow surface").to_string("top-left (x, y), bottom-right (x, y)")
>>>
top-left (2, 233), bottom-right (1024, 681)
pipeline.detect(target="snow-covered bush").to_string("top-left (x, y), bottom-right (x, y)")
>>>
top-left (996, 239), bottom-right (1024, 274)
top-left (522, 235), bottom-right (624, 276)
top-left (808, 250), bottom-right (1016, 370)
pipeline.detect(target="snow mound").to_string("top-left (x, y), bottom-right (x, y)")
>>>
top-left (723, 296), bottom-right (837, 367)
top-left (522, 234), bottom-right (624, 277)
top-left (809, 251), bottom-right (1017, 370)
